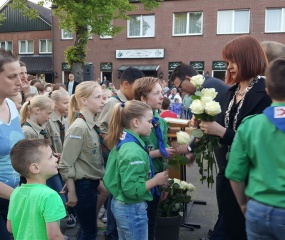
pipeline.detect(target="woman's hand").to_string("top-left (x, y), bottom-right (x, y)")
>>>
top-left (199, 121), bottom-right (226, 138)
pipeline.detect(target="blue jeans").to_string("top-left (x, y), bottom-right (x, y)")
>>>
top-left (0, 198), bottom-right (10, 240)
top-left (105, 194), bottom-right (118, 239)
top-left (111, 198), bottom-right (148, 240)
top-left (74, 179), bottom-right (99, 240)
top-left (46, 173), bottom-right (66, 204)
top-left (246, 199), bottom-right (285, 240)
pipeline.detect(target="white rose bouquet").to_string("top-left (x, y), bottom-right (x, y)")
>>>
top-left (157, 178), bottom-right (195, 217)
top-left (189, 75), bottom-right (221, 187)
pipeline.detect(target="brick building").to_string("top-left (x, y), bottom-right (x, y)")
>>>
top-left (0, 0), bottom-right (53, 82)
top-left (52, 0), bottom-right (285, 86)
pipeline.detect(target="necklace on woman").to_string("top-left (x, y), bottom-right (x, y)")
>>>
top-left (224, 76), bottom-right (260, 132)
top-left (224, 76), bottom-right (260, 160)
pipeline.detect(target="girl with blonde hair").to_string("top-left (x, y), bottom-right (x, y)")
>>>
top-left (59, 81), bottom-right (105, 240)
top-left (103, 100), bottom-right (168, 240)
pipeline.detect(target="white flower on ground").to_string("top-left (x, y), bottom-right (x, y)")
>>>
top-left (176, 131), bottom-right (191, 145)
top-left (190, 75), bottom-right (205, 87)
top-left (190, 99), bottom-right (204, 114)
top-left (201, 88), bottom-right (218, 100)
top-left (204, 101), bottom-right (221, 116)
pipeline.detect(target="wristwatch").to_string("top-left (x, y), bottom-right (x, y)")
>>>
top-left (187, 145), bottom-right (193, 153)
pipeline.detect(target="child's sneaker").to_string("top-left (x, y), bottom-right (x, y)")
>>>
top-left (66, 214), bottom-right (76, 228)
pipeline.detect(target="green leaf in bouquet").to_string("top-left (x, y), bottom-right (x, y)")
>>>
top-left (195, 91), bottom-right (202, 97)
top-left (191, 95), bottom-right (201, 100)
top-left (173, 183), bottom-right (180, 189)
top-left (168, 179), bottom-right (174, 185)
top-left (191, 129), bottom-right (204, 138)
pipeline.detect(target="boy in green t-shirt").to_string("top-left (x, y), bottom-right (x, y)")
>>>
top-left (7, 139), bottom-right (66, 240)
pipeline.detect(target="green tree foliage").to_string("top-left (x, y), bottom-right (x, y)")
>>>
top-left (10, 0), bottom-right (162, 81)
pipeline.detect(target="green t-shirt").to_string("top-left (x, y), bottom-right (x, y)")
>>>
top-left (141, 110), bottom-right (169, 173)
top-left (8, 184), bottom-right (66, 240)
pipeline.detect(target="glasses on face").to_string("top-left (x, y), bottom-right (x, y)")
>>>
top-left (176, 79), bottom-right (185, 93)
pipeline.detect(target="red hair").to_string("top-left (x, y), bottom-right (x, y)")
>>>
top-left (222, 35), bottom-right (267, 84)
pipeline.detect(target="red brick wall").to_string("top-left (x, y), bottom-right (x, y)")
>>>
top-left (52, 0), bottom-right (285, 86)
top-left (1, 30), bottom-right (52, 55)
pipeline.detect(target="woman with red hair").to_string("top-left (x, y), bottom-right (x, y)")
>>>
top-left (199, 35), bottom-right (271, 240)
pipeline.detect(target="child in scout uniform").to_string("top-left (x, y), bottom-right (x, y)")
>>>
top-left (46, 90), bottom-right (77, 228)
top-left (226, 57), bottom-right (285, 239)
top-left (103, 100), bottom-right (168, 240)
top-left (98, 67), bottom-right (145, 238)
top-left (133, 77), bottom-right (176, 240)
top-left (59, 81), bottom-right (105, 240)
top-left (20, 95), bottom-right (54, 140)
top-left (20, 95), bottom-right (66, 200)
top-left (7, 139), bottom-right (66, 240)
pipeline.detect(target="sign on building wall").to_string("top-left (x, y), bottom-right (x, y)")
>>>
top-left (168, 62), bottom-right (182, 71)
top-left (190, 61), bottom-right (204, 70)
top-left (62, 62), bottom-right (71, 71)
top-left (212, 61), bottom-right (227, 70)
top-left (116, 49), bottom-right (164, 59)
top-left (100, 62), bottom-right (112, 71)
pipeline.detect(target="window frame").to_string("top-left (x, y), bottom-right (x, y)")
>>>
top-left (127, 14), bottom-right (155, 38)
top-left (39, 39), bottom-right (52, 54)
top-left (61, 29), bottom-right (73, 40)
top-left (172, 12), bottom-right (203, 36)
top-left (18, 40), bottom-right (34, 54)
top-left (0, 41), bottom-right (13, 51)
top-left (265, 8), bottom-right (285, 33)
top-left (217, 9), bottom-right (250, 35)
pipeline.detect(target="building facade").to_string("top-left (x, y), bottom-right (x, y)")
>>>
top-left (52, 0), bottom-right (285, 86)
top-left (0, 0), bottom-right (53, 82)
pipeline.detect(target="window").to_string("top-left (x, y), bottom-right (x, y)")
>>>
top-left (265, 8), bottom-right (285, 33)
top-left (19, 40), bottom-right (34, 54)
top-left (61, 29), bottom-right (73, 39)
top-left (173, 12), bottom-right (203, 36)
top-left (128, 15), bottom-right (155, 38)
top-left (0, 41), bottom-right (12, 51)
top-left (39, 39), bottom-right (52, 53)
top-left (217, 10), bottom-right (250, 34)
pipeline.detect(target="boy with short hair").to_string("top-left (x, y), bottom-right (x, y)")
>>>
top-left (226, 57), bottom-right (285, 239)
top-left (7, 139), bottom-right (66, 240)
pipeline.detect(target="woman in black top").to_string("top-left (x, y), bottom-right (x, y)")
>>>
top-left (200, 35), bottom-right (272, 240)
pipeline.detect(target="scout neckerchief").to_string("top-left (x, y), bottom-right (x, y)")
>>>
top-left (23, 122), bottom-right (49, 139)
top-left (263, 106), bottom-right (285, 133)
top-left (56, 120), bottom-right (65, 143)
top-left (152, 117), bottom-right (169, 158)
top-left (76, 113), bottom-right (110, 161)
top-left (116, 131), bottom-right (160, 196)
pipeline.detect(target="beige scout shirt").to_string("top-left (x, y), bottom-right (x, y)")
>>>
top-left (59, 110), bottom-right (104, 181)
top-left (22, 119), bottom-right (46, 139)
top-left (46, 111), bottom-right (68, 153)
top-left (97, 90), bottom-right (128, 134)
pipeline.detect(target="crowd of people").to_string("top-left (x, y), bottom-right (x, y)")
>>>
top-left (0, 35), bottom-right (284, 240)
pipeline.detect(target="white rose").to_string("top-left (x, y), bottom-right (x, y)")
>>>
top-left (186, 183), bottom-right (195, 191)
top-left (190, 100), bottom-right (204, 114)
top-left (179, 181), bottom-right (188, 190)
top-left (201, 88), bottom-right (218, 100)
top-left (190, 75), bottom-right (205, 87)
top-left (173, 178), bottom-right (181, 185)
top-left (204, 101), bottom-right (221, 116)
top-left (201, 96), bottom-right (213, 105)
top-left (176, 131), bottom-right (191, 145)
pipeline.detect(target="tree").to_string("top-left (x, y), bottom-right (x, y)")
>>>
top-left (11, 0), bottom-right (162, 82)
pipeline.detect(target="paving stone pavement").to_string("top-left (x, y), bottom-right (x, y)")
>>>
top-left (62, 163), bottom-right (218, 240)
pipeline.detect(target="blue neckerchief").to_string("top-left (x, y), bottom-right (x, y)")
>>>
top-left (116, 131), bottom-right (160, 196)
top-left (263, 106), bottom-right (285, 133)
top-left (152, 117), bottom-right (169, 158)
